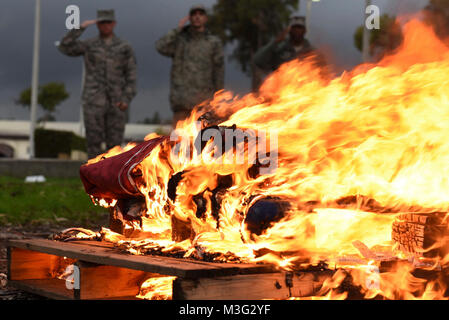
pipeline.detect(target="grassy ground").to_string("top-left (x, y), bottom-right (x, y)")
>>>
top-left (0, 176), bottom-right (108, 227)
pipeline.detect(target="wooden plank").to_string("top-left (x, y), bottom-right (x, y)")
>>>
top-left (69, 241), bottom-right (116, 249)
top-left (9, 247), bottom-right (71, 281)
top-left (173, 272), bottom-right (326, 300)
top-left (77, 263), bottom-right (159, 300)
top-left (8, 247), bottom-right (77, 299)
top-left (7, 239), bottom-right (274, 279)
top-left (8, 279), bottom-right (74, 300)
top-left (392, 212), bottom-right (449, 258)
top-left (6, 246), bottom-right (11, 281)
top-left (8, 279), bottom-right (140, 300)
top-left (8, 247), bottom-right (168, 300)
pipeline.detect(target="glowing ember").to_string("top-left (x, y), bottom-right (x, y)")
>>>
top-left (137, 276), bottom-right (176, 300)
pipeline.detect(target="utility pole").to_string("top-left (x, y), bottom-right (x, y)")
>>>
top-left (306, 0), bottom-right (320, 32)
top-left (362, 0), bottom-right (372, 62)
top-left (29, 0), bottom-right (41, 158)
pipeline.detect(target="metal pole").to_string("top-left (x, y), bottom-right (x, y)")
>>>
top-left (306, 0), bottom-right (313, 32)
top-left (29, 0), bottom-right (41, 159)
top-left (79, 63), bottom-right (85, 136)
top-left (306, 0), bottom-right (320, 34)
top-left (362, 0), bottom-right (372, 62)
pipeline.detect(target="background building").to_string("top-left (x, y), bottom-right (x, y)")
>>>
top-left (0, 120), bottom-right (170, 159)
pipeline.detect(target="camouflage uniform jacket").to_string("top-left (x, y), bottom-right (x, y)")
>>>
top-left (156, 26), bottom-right (224, 112)
top-left (58, 28), bottom-right (137, 105)
top-left (254, 38), bottom-right (314, 72)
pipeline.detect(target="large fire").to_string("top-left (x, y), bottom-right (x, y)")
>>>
top-left (78, 18), bottom-right (449, 299)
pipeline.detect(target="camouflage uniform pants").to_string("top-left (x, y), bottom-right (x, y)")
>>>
top-left (83, 93), bottom-right (126, 159)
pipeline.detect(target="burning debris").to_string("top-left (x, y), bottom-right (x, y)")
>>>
top-left (53, 228), bottom-right (100, 242)
top-left (392, 213), bottom-right (449, 259)
top-left (47, 18), bottom-right (449, 299)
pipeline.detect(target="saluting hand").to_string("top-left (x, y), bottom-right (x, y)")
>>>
top-left (81, 20), bottom-right (97, 29)
top-left (178, 16), bottom-right (190, 30)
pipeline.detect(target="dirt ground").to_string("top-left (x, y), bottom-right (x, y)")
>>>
top-left (0, 223), bottom-right (68, 300)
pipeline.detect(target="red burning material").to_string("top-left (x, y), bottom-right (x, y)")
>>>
top-left (80, 136), bottom-right (168, 201)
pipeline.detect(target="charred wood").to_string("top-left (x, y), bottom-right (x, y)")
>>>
top-left (171, 215), bottom-right (195, 242)
top-left (244, 197), bottom-right (291, 237)
top-left (391, 212), bottom-right (449, 258)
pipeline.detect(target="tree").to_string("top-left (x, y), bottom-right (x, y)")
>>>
top-left (208, 0), bottom-right (300, 90)
top-left (354, 14), bottom-right (402, 61)
top-left (17, 82), bottom-right (69, 122)
top-left (151, 111), bottom-right (161, 124)
top-left (141, 111), bottom-right (162, 124)
top-left (423, 0), bottom-right (449, 39)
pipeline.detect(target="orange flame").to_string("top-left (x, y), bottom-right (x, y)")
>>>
top-left (90, 18), bottom-right (449, 300)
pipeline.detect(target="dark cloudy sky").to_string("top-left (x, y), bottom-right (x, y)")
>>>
top-left (0, 0), bottom-right (428, 123)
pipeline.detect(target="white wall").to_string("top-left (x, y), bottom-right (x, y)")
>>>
top-left (0, 139), bottom-right (29, 159)
top-left (0, 120), bottom-right (172, 159)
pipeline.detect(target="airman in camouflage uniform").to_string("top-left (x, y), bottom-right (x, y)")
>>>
top-left (156, 4), bottom-right (224, 125)
top-left (58, 10), bottom-right (137, 159)
top-left (254, 16), bottom-right (317, 73)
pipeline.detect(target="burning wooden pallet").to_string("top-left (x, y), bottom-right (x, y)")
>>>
top-left (392, 212), bottom-right (449, 258)
top-left (6, 238), bottom-right (329, 300)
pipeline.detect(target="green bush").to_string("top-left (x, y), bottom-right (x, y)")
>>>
top-left (35, 128), bottom-right (86, 158)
